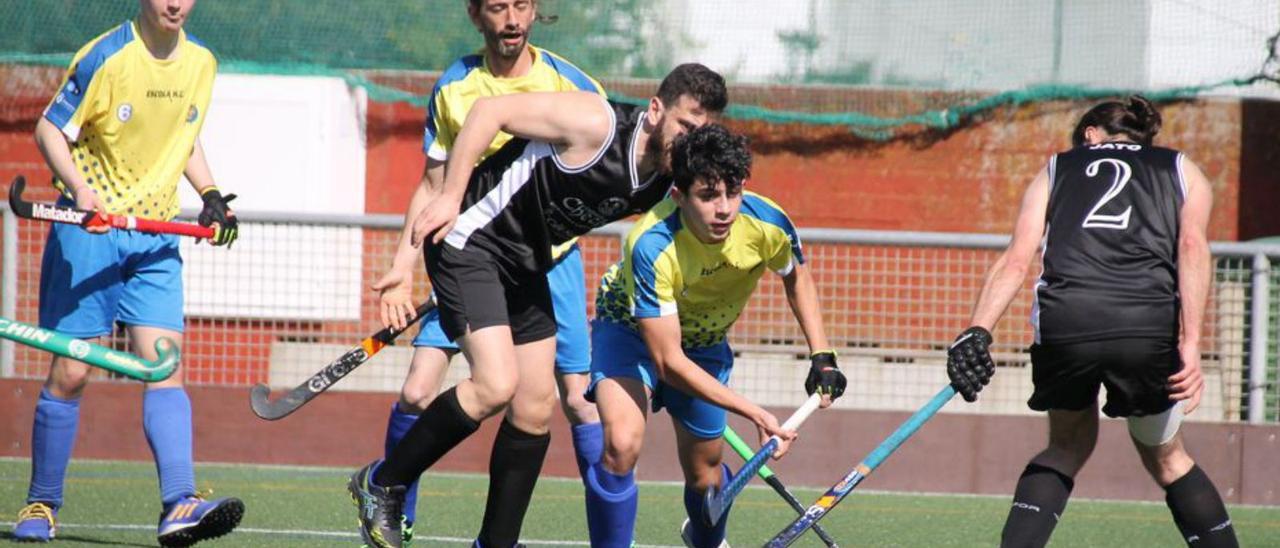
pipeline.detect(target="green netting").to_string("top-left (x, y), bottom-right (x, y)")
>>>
top-left (3, 0), bottom-right (1278, 140)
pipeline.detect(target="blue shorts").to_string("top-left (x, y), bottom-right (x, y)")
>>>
top-left (586, 319), bottom-right (734, 439)
top-left (412, 244), bottom-right (591, 375)
top-left (38, 222), bottom-right (184, 338)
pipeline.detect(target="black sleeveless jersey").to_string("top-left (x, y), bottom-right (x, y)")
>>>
top-left (1033, 142), bottom-right (1186, 344)
top-left (440, 100), bottom-right (672, 273)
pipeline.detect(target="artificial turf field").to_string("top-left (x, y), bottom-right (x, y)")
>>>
top-left (1, 459), bottom-right (1276, 547)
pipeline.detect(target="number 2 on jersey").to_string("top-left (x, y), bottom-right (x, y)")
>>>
top-left (1081, 158), bottom-right (1133, 230)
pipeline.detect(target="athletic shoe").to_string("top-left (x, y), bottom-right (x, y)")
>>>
top-left (13, 502), bottom-right (57, 542)
top-left (156, 492), bottom-right (244, 547)
top-left (680, 518), bottom-right (731, 548)
top-left (349, 461), bottom-right (406, 548)
top-left (403, 518), bottom-right (414, 545)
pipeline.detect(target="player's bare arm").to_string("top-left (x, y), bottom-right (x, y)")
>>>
top-left (374, 159), bottom-right (445, 330)
top-left (1168, 156), bottom-right (1213, 413)
top-left (186, 138), bottom-right (238, 246)
top-left (948, 166), bottom-right (1047, 402)
top-left (184, 138), bottom-right (216, 194)
top-left (781, 263), bottom-right (844, 408)
top-left (637, 314), bottom-right (797, 456)
top-left (33, 116), bottom-right (106, 232)
top-left (412, 91), bottom-right (613, 245)
top-left (968, 166), bottom-right (1051, 330)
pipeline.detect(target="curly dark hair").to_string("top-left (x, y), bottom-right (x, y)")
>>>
top-left (1071, 94), bottom-right (1162, 147)
top-left (671, 124), bottom-right (752, 194)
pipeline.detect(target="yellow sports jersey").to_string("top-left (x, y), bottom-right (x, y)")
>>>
top-left (44, 21), bottom-right (216, 221)
top-left (424, 45), bottom-right (604, 260)
top-left (595, 192), bottom-right (805, 348)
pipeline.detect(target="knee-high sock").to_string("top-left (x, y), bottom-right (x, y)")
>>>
top-left (376, 387), bottom-right (479, 488)
top-left (682, 463), bottom-right (733, 548)
top-left (384, 403), bottom-right (421, 525)
top-left (27, 389), bottom-right (80, 508)
top-left (1000, 463), bottom-right (1075, 548)
top-left (584, 461), bottom-right (638, 548)
top-left (477, 419), bottom-right (551, 548)
top-left (1164, 465), bottom-right (1238, 548)
top-left (570, 422), bottom-right (603, 482)
top-left (143, 387), bottom-right (196, 506)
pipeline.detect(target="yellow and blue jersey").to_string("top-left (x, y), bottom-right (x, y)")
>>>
top-left (595, 191), bottom-right (804, 348)
top-left (424, 44), bottom-right (605, 163)
top-left (44, 21), bottom-right (217, 221)
top-left (424, 44), bottom-right (604, 259)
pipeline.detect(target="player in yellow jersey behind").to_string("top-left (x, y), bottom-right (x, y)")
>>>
top-left (369, 1), bottom-right (605, 545)
top-left (13, 1), bottom-right (241, 546)
top-left (583, 125), bottom-right (847, 547)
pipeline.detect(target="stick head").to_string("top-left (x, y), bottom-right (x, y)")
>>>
top-left (139, 336), bottom-right (180, 382)
top-left (8, 175), bottom-right (27, 214)
top-left (248, 384), bottom-right (281, 420)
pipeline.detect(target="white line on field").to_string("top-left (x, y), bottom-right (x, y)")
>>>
top-left (0, 521), bottom-right (685, 547)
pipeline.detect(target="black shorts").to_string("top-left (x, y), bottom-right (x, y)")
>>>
top-left (1028, 338), bottom-right (1179, 418)
top-left (424, 243), bottom-right (556, 345)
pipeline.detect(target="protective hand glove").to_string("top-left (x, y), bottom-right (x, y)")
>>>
top-left (804, 350), bottom-right (847, 399)
top-left (947, 326), bottom-right (995, 402)
top-left (197, 187), bottom-right (238, 247)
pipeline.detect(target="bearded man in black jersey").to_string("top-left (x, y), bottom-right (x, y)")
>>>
top-left (345, 63), bottom-right (798, 548)
top-left (945, 95), bottom-right (1238, 548)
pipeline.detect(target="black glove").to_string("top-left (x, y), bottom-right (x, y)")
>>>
top-left (804, 350), bottom-right (847, 399)
top-left (198, 187), bottom-right (238, 246)
top-left (947, 326), bottom-right (995, 402)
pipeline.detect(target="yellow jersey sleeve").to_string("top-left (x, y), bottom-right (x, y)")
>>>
top-left (741, 193), bottom-right (804, 275)
top-left (44, 25), bottom-right (128, 141)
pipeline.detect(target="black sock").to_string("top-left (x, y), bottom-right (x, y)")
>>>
top-left (375, 387), bottom-right (480, 488)
top-left (1000, 463), bottom-right (1075, 548)
top-left (1164, 465), bottom-right (1238, 547)
top-left (476, 418), bottom-right (551, 548)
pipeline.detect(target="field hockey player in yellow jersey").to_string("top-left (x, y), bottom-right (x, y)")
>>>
top-left (584, 125), bottom-right (847, 547)
top-left (14, 1), bottom-right (241, 546)
top-left (367, 1), bottom-right (605, 546)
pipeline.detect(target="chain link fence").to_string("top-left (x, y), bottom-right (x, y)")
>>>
top-left (3, 206), bottom-right (1278, 423)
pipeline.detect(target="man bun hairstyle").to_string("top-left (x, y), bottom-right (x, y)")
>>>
top-left (657, 63), bottom-right (728, 113)
top-left (671, 124), bottom-right (752, 194)
top-left (1071, 94), bottom-right (1163, 147)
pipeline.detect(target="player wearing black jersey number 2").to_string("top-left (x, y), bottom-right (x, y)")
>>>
top-left (946, 95), bottom-right (1238, 548)
top-left (347, 64), bottom-right (762, 548)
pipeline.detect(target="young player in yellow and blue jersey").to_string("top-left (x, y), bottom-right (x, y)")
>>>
top-left (14, 1), bottom-right (241, 546)
top-left (368, 1), bottom-right (605, 545)
top-left (583, 125), bottom-right (848, 548)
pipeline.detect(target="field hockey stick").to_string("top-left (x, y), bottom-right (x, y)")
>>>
top-left (722, 426), bottom-right (838, 547)
top-left (8, 176), bottom-right (216, 239)
top-left (0, 316), bottom-right (179, 382)
top-left (766, 385), bottom-right (957, 547)
top-left (704, 393), bottom-right (823, 526)
top-left (249, 299), bottom-right (436, 420)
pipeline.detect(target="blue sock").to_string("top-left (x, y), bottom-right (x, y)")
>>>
top-left (682, 464), bottom-right (733, 548)
top-left (27, 389), bottom-right (80, 508)
top-left (385, 403), bottom-right (421, 525)
top-left (143, 387), bottom-right (195, 506)
top-left (570, 422), bottom-right (604, 483)
top-left (584, 461), bottom-right (638, 548)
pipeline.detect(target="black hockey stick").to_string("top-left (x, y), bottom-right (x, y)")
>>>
top-left (249, 300), bottom-right (435, 420)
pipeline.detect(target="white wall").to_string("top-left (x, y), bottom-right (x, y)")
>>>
top-left (658, 0), bottom-right (1280, 95)
top-left (181, 75), bottom-right (368, 321)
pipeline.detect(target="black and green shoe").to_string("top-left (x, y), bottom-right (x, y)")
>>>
top-left (348, 461), bottom-right (406, 548)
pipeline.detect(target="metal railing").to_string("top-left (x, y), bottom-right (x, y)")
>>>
top-left (2, 204), bottom-right (1278, 423)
